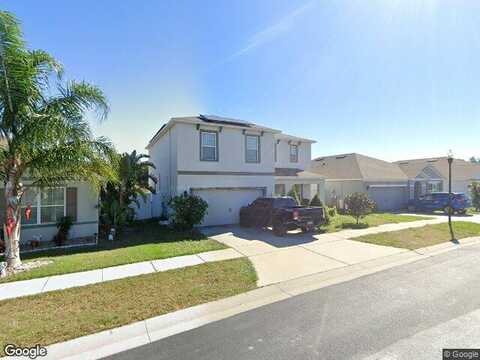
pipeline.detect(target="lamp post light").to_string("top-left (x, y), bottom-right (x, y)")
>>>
top-left (447, 150), bottom-right (455, 241)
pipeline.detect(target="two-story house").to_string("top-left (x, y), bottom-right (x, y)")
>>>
top-left (145, 115), bottom-right (324, 226)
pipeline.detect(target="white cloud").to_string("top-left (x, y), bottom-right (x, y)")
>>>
top-left (229, 0), bottom-right (316, 60)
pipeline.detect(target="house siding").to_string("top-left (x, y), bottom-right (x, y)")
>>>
top-left (274, 139), bottom-right (311, 170)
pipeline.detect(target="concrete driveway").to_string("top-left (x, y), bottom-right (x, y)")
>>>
top-left (203, 226), bottom-right (406, 286)
top-left (203, 214), bottom-right (480, 286)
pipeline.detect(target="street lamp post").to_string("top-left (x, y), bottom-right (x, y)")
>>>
top-left (447, 150), bottom-right (455, 241)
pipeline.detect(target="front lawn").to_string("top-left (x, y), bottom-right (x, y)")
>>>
top-left (353, 221), bottom-right (480, 249)
top-left (318, 213), bottom-right (433, 233)
top-left (0, 221), bottom-right (226, 283)
top-left (0, 258), bottom-right (256, 352)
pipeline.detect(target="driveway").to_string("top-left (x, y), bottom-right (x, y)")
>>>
top-left (203, 214), bottom-right (480, 286)
top-left (203, 226), bottom-right (406, 286)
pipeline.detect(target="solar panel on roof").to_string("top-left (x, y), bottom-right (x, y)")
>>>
top-left (198, 114), bottom-right (252, 128)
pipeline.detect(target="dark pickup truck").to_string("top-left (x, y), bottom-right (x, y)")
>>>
top-left (239, 197), bottom-right (325, 236)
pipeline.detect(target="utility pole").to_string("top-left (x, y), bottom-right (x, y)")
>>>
top-left (447, 150), bottom-right (455, 241)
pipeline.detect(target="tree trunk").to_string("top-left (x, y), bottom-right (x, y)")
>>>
top-left (4, 178), bottom-right (22, 270)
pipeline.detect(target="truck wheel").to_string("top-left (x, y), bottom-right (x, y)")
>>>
top-left (273, 221), bottom-right (286, 237)
top-left (301, 226), bottom-right (314, 233)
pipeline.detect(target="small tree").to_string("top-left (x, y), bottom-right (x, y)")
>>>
top-left (310, 194), bottom-right (323, 207)
top-left (344, 192), bottom-right (376, 224)
top-left (287, 187), bottom-right (301, 205)
top-left (170, 192), bottom-right (208, 230)
top-left (470, 182), bottom-right (480, 211)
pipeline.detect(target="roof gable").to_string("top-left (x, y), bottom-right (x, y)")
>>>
top-left (311, 153), bottom-right (407, 181)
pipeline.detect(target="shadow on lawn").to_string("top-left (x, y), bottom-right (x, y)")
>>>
top-left (340, 222), bottom-right (369, 229)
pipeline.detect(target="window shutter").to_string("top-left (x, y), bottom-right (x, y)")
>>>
top-left (0, 188), bottom-right (4, 225)
top-left (66, 187), bottom-right (77, 222)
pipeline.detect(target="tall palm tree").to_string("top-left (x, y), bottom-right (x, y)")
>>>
top-left (0, 11), bottom-right (115, 270)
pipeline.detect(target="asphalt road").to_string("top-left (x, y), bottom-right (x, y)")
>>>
top-left (106, 243), bottom-right (480, 360)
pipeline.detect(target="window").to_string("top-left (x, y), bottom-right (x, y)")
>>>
top-left (20, 187), bottom-right (65, 225)
top-left (274, 184), bottom-right (286, 196)
top-left (427, 182), bottom-right (443, 193)
top-left (293, 184), bottom-right (303, 199)
top-left (245, 135), bottom-right (260, 163)
top-left (200, 131), bottom-right (218, 161)
top-left (41, 188), bottom-right (65, 223)
top-left (274, 141), bottom-right (278, 162)
top-left (290, 144), bottom-right (298, 162)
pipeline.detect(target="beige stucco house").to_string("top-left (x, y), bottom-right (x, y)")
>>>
top-left (310, 153), bottom-right (480, 211)
top-left (395, 157), bottom-right (480, 199)
top-left (311, 153), bottom-right (409, 211)
top-left (145, 115), bottom-right (324, 226)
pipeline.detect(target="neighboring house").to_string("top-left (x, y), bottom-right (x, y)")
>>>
top-left (310, 153), bottom-right (409, 211)
top-left (1, 181), bottom-right (99, 244)
top-left (146, 115), bottom-right (324, 226)
top-left (395, 157), bottom-right (480, 200)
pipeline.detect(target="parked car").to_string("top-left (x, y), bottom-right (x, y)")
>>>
top-left (239, 197), bottom-right (325, 236)
top-left (410, 192), bottom-right (470, 214)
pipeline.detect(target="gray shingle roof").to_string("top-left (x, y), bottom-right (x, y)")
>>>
top-left (311, 153), bottom-right (408, 181)
top-left (395, 157), bottom-right (480, 181)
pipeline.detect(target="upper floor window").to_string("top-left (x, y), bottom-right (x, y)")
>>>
top-left (290, 144), bottom-right (298, 162)
top-left (200, 130), bottom-right (218, 161)
top-left (245, 135), bottom-right (260, 163)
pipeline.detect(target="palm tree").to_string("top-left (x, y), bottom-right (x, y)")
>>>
top-left (0, 11), bottom-right (115, 270)
top-left (100, 150), bottom-right (156, 227)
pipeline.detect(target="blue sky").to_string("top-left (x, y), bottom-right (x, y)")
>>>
top-left (6, 0), bottom-right (480, 161)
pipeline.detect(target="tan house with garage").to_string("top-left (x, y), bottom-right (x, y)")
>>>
top-left (145, 115), bottom-right (324, 226)
top-left (310, 153), bottom-right (409, 211)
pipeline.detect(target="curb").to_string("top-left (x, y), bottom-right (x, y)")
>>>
top-left (5, 236), bottom-right (478, 360)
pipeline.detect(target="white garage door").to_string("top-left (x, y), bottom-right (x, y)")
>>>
top-left (192, 188), bottom-right (264, 226)
top-left (368, 187), bottom-right (407, 211)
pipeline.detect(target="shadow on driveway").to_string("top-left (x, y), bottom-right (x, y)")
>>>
top-left (201, 225), bottom-right (325, 249)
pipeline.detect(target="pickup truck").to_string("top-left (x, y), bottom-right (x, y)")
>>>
top-left (239, 197), bottom-right (325, 236)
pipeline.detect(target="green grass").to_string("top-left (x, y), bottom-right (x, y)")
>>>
top-left (0, 258), bottom-right (257, 352)
top-left (353, 221), bottom-right (480, 249)
top-left (1, 221), bottom-right (226, 283)
top-left (467, 207), bottom-right (480, 215)
top-left (318, 213), bottom-right (433, 233)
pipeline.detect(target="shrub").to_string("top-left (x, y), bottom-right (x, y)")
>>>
top-left (344, 192), bottom-right (376, 224)
top-left (470, 182), bottom-right (480, 211)
top-left (310, 194), bottom-right (323, 207)
top-left (170, 191), bottom-right (208, 230)
top-left (301, 198), bottom-right (310, 206)
top-left (53, 216), bottom-right (74, 246)
top-left (327, 206), bottom-right (337, 218)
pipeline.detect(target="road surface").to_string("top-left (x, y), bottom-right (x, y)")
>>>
top-left (106, 243), bottom-right (480, 360)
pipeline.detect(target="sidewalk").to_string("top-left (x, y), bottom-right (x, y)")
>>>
top-left (0, 248), bottom-right (243, 301)
top-left (23, 235), bottom-right (480, 360)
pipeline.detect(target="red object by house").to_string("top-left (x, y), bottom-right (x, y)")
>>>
top-left (25, 205), bottom-right (32, 221)
top-left (6, 207), bottom-right (16, 237)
